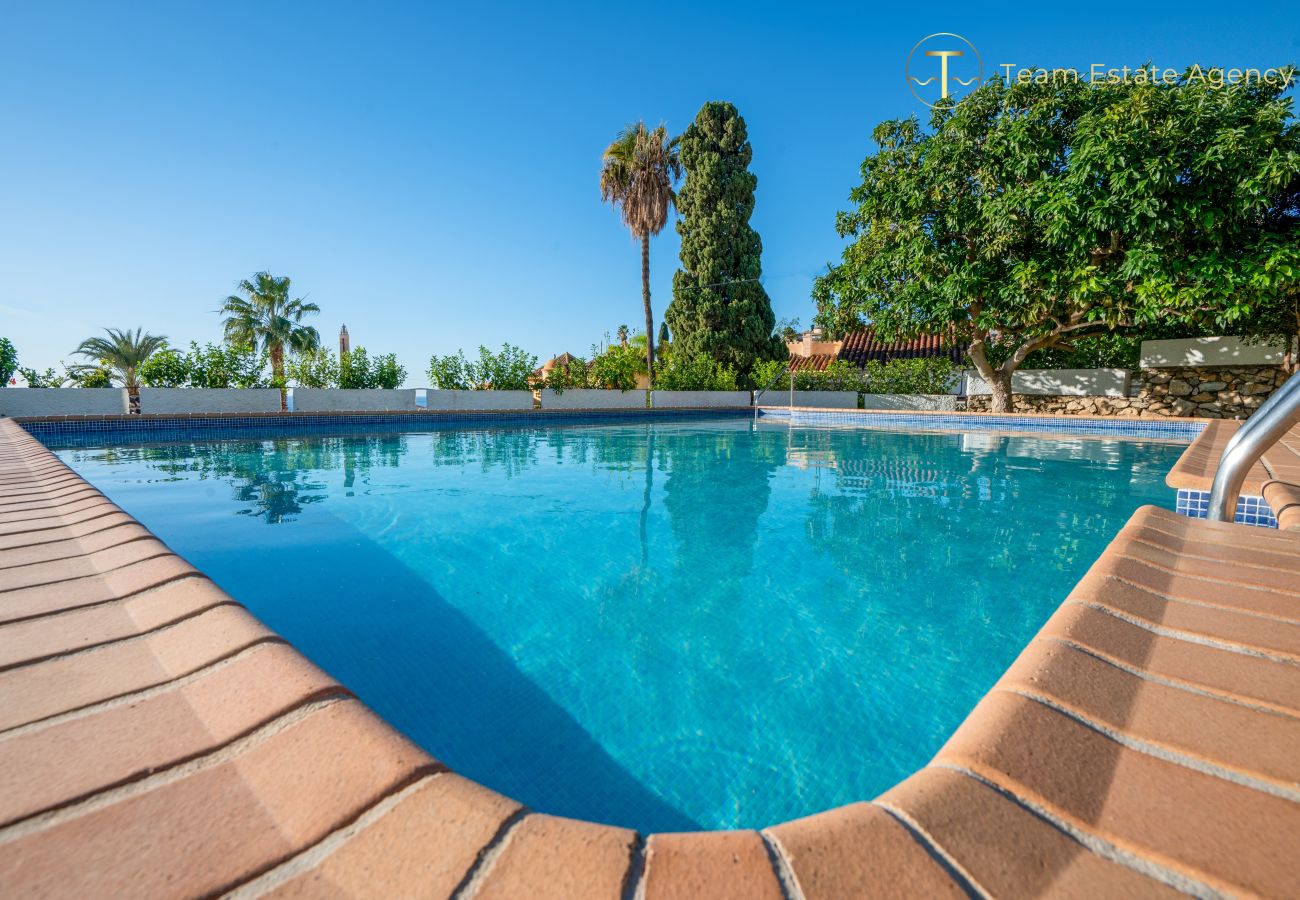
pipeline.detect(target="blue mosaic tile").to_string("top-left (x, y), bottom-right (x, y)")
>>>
top-left (1175, 489), bottom-right (1278, 529)
top-left (756, 408), bottom-right (1206, 442)
top-left (17, 408), bottom-right (753, 449)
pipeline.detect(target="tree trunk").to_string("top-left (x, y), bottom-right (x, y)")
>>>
top-left (271, 344), bottom-right (286, 411)
top-left (127, 387), bottom-right (140, 415)
top-left (987, 370), bottom-right (1013, 413)
top-left (966, 336), bottom-right (1014, 413)
top-left (641, 234), bottom-right (655, 387)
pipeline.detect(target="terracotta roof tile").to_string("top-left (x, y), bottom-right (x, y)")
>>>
top-left (787, 353), bottom-right (837, 372)
top-left (837, 327), bottom-right (968, 366)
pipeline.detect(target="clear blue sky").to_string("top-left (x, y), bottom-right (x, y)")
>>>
top-left (2, 1), bottom-right (1296, 383)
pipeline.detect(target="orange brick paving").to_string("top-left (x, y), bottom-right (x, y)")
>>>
top-left (2, 415), bottom-right (1299, 897)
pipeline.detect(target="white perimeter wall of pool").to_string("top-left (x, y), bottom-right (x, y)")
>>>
top-left (1139, 336), bottom-right (1294, 368)
top-left (963, 369), bottom-right (1130, 397)
top-left (425, 390), bottom-right (534, 410)
top-left (540, 389), bottom-right (647, 409)
top-left (0, 388), bottom-right (127, 417)
top-left (651, 391), bottom-right (751, 408)
top-left (293, 389), bottom-right (417, 411)
top-left (860, 394), bottom-right (958, 411)
top-left (138, 388), bottom-right (282, 414)
top-left (758, 391), bottom-right (858, 408)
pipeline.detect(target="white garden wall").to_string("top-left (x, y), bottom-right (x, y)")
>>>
top-left (138, 388), bottom-right (282, 414)
top-left (292, 389), bottom-right (418, 411)
top-left (1139, 336), bottom-right (1292, 368)
top-left (651, 391), bottom-right (751, 408)
top-left (860, 394), bottom-right (958, 411)
top-left (963, 369), bottom-right (1130, 398)
top-left (540, 389), bottom-right (647, 409)
top-left (756, 390), bottom-right (858, 409)
top-left (424, 390), bottom-right (534, 411)
top-left (0, 388), bottom-right (127, 417)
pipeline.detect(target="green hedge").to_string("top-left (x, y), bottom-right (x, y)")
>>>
top-left (754, 356), bottom-right (958, 394)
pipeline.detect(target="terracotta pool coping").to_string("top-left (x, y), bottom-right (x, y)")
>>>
top-left (1167, 418), bottom-right (1300, 495)
top-left (2, 415), bottom-right (1299, 897)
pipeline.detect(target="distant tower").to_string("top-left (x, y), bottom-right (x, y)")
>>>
top-left (339, 324), bottom-right (350, 356)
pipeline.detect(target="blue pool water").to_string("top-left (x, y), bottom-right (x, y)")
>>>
top-left (53, 418), bottom-right (1188, 832)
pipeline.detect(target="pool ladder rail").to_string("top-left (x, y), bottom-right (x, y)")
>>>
top-left (752, 367), bottom-right (794, 418)
top-left (1207, 370), bottom-right (1300, 522)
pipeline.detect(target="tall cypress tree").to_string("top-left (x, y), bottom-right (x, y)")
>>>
top-left (667, 102), bottom-right (783, 374)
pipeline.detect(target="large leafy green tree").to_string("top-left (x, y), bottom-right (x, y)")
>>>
top-left (1239, 166), bottom-right (1300, 371)
top-left (0, 338), bottom-right (17, 386)
top-left (814, 69), bottom-right (1300, 411)
top-left (600, 122), bottom-right (681, 385)
top-left (220, 272), bottom-right (320, 407)
top-left (667, 102), bottom-right (782, 375)
top-left (72, 327), bottom-right (168, 413)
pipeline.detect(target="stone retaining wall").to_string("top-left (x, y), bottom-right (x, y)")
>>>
top-left (966, 364), bottom-right (1288, 418)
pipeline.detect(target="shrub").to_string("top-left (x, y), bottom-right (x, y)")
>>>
top-left (64, 365), bottom-right (112, 388)
top-left (289, 347), bottom-right (406, 389)
top-left (428, 344), bottom-right (537, 391)
top-left (139, 349), bottom-right (192, 387)
top-left (135, 342), bottom-right (266, 389)
top-left (288, 348), bottom-right (340, 388)
top-left (18, 366), bottom-right (62, 388)
top-left (188, 342), bottom-right (267, 388)
top-left (793, 359), bottom-right (863, 392)
top-left (541, 356), bottom-right (589, 392)
top-left (654, 352), bottom-right (738, 391)
top-left (755, 356), bottom-right (959, 395)
top-left (474, 343), bottom-right (537, 391)
top-left (588, 343), bottom-right (642, 390)
top-left (337, 348), bottom-right (372, 389)
top-left (337, 348), bottom-right (407, 389)
top-left (862, 357), bottom-right (958, 394)
top-left (751, 358), bottom-right (787, 392)
top-left (368, 352), bottom-right (407, 390)
top-left (427, 352), bottom-right (475, 390)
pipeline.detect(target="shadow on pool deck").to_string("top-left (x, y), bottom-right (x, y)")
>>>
top-left (204, 508), bottom-right (701, 834)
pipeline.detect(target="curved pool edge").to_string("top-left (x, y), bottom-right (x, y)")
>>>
top-left (2, 415), bottom-right (1298, 898)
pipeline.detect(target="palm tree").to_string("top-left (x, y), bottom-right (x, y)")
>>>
top-left (72, 328), bottom-right (168, 414)
top-left (220, 272), bottom-right (320, 409)
top-left (600, 122), bottom-right (681, 386)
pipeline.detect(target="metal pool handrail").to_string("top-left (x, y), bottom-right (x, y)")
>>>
top-left (1207, 371), bottom-right (1300, 522)
top-left (752, 366), bottom-right (794, 411)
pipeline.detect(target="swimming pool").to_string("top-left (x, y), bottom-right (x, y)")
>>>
top-left (48, 416), bottom-right (1189, 832)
